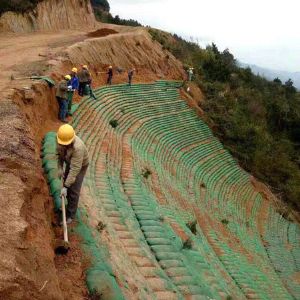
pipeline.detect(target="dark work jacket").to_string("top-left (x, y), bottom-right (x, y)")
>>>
top-left (107, 69), bottom-right (113, 77)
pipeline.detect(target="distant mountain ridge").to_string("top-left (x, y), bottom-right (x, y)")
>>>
top-left (240, 62), bottom-right (300, 89)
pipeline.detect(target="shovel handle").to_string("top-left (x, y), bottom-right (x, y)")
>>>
top-left (61, 195), bottom-right (69, 243)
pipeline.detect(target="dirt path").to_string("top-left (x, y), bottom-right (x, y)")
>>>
top-left (0, 30), bottom-right (87, 95)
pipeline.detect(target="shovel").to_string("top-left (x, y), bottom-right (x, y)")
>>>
top-left (54, 194), bottom-right (70, 255)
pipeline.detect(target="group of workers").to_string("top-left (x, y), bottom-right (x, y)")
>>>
top-left (55, 65), bottom-right (96, 123)
top-left (54, 65), bottom-right (136, 224)
top-left (56, 65), bottom-right (136, 122)
top-left (54, 65), bottom-right (194, 225)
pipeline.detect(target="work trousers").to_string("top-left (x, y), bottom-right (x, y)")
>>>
top-left (64, 164), bottom-right (88, 219)
top-left (78, 82), bottom-right (88, 96)
top-left (128, 75), bottom-right (132, 86)
top-left (56, 96), bottom-right (68, 121)
top-left (107, 75), bottom-right (112, 85)
top-left (67, 91), bottom-right (74, 115)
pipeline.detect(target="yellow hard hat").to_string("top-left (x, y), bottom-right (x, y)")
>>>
top-left (72, 67), bottom-right (78, 73)
top-left (82, 65), bottom-right (88, 69)
top-left (57, 124), bottom-right (75, 145)
top-left (65, 74), bottom-right (71, 81)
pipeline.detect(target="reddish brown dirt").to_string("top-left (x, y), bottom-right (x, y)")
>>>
top-left (0, 22), bottom-right (187, 299)
top-left (0, 78), bottom-right (90, 299)
top-left (194, 206), bottom-right (255, 262)
top-left (180, 86), bottom-right (204, 117)
top-left (54, 226), bottom-right (90, 300)
top-left (292, 272), bottom-right (300, 284)
top-left (0, 90), bottom-right (63, 299)
top-left (2, 14), bottom-right (295, 300)
top-left (0, 31), bottom-right (88, 96)
top-left (87, 28), bottom-right (118, 38)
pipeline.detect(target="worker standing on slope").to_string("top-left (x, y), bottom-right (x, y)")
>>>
top-left (78, 65), bottom-right (91, 96)
top-left (187, 67), bottom-right (194, 81)
top-left (128, 68), bottom-right (135, 86)
top-left (56, 75), bottom-right (70, 123)
top-left (57, 124), bottom-right (89, 224)
top-left (107, 65), bottom-right (113, 85)
top-left (67, 67), bottom-right (79, 116)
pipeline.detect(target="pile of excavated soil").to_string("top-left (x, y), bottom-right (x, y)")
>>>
top-left (87, 28), bottom-right (118, 38)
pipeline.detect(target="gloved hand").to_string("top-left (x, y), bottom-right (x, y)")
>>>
top-left (58, 168), bottom-right (63, 179)
top-left (60, 187), bottom-right (68, 197)
top-left (67, 85), bottom-right (73, 91)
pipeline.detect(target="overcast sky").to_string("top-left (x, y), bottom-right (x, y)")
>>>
top-left (109, 0), bottom-right (299, 72)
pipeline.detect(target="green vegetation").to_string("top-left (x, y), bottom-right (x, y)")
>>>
top-left (109, 119), bottom-right (119, 128)
top-left (183, 238), bottom-right (193, 249)
top-left (149, 28), bottom-right (300, 211)
top-left (92, 1), bottom-right (141, 27)
top-left (186, 220), bottom-right (198, 235)
top-left (0, 0), bottom-right (43, 15)
top-left (94, 9), bottom-right (141, 27)
top-left (142, 168), bottom-right (152, 179)
top-left (91, 0), bottom-right (110, 12)
top-left (221, 219), bottom-right (229, 225)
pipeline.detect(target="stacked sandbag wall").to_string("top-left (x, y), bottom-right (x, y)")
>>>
top-left (41, 131), bottom-right (124, 299)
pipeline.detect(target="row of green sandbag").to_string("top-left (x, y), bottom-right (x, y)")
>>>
top-left (41, 131), bottom-right (125, 299)
top-left (42, 131), bottom-right (62, 211)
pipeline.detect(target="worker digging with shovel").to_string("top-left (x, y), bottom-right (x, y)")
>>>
top-left (57, 124), bottom-right (89, 226)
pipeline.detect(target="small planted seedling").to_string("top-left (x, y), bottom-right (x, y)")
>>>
top-left (183, 238), bottom-right (193, 250)
top-left (97, 221), bottom-right (106, 232)
top-left (221, 219), bottom-right (229, 225)
top-left (186, 220), bottom-right (197, 235)
top-left (142, 169), bottom-right (152, 179)
top-left (109, 119), bottom-right (118, 128)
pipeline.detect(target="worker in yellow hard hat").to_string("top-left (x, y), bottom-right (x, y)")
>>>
top-left (187, 67), bottom-right (194, 81)
top-left (77, 64), bottom-right (92, 96)
top-left (56, 75), bottom-right (70, 122)
top-left (66, 67), bottom-right (79, 116)
top-left (57, 124), bottom-right (89, 224)
top-left (128, 67), bottom-right (136, 86)
top-left (107, 65), bottom-right (113, 85)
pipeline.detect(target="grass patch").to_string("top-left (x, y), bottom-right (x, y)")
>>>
top-left (109, 119), bottom-right (118, 128)
top-left (186, 220), bottom-right (197, 235)
top-left (221, 219), bottom-right (229, 225)
top-left (142, 169), bottom-right (152, 179)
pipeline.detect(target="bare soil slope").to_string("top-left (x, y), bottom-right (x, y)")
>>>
top-left (0, 0), bottom-right (96, 33)
top-left (0, 18), bottom-right (188, 298)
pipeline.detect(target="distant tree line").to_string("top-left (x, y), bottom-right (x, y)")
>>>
top-left (93, 9), bottom-right (141, 27)
top-left (149, 28), bottom-right (300, 212)
top-left (91, 0), bottom-right (141, 27)
top-left (91, 0), bottom-right (110, 12)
